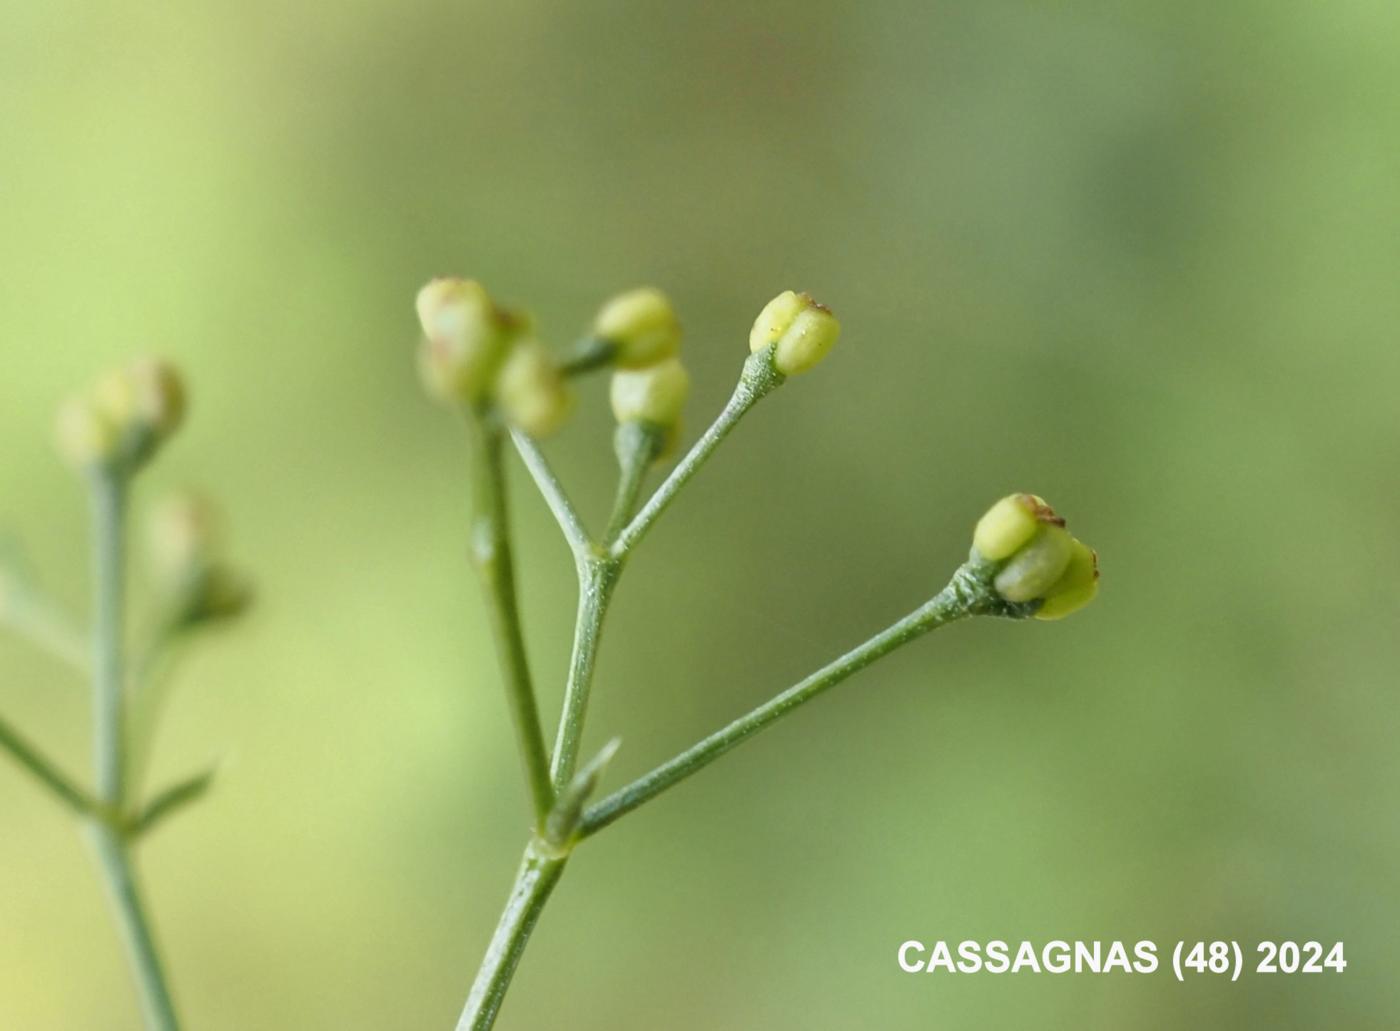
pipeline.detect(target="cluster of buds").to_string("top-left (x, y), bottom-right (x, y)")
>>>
top-left (415, 278), bottom-right (570, 436)
top-left (971, 494), bottom-right (1099, 620)
top-left (415, 279), bottom-right (850, 455)
top-left (593, 289), bottom-right (690, 465)
top-left (145, 490), bottom-right (253, 629)
top-left (54, 359), bottom-right (186, 471)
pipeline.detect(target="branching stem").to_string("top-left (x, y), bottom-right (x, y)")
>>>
top-left (610, 350), bottom-right (782, 558)
top-left (549, 557), bottom-right (617, 790)
top-left (0, 713), bottom-right (101, 816)
top-left (579, 562), bottom-right (1007, 836)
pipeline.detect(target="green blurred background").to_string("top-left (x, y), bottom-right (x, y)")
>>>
top-left (2, 1), bottom-right (1398, 1028)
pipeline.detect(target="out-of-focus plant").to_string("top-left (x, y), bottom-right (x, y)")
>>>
top-left (1, 360), bottom-right (250, 1031)
top-left (413, 279), bottom-right (1100, 1029)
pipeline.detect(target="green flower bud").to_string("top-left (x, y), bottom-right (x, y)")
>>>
top-left (993, 524), bottom-right (1073, 602)
top-left (130, 359), bottom-right (186, 439)
top-left (972, 493), bottom-right (1059, 562)
top-left (145, 490), bottom-right (252, 627)
top-left (93, 359), bottom-right (186, 441)
top-left (748, 290), bottom-right (841, 375)
top-left (54, 395), bottom-right (118, 468)
top-left (609, 357), bottom-right (690, 429)
top-left (415, 277), bottom-right (517, 404)
top-left (496, 339), bottom-right (572, 438)
top-left (146, 491), bottom-right (221, 583)
top-left (971, 494), bottom-right (1099, 617)
top-left (1035, 538), bottom-right (1099, 621)
top-left (592, 287), bottom-right (681, 369)
top-left (55, 358), bottom-right (187, 471)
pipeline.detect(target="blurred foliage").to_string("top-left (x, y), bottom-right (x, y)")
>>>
top-left (2, 1), bottom-right (1398, 1028)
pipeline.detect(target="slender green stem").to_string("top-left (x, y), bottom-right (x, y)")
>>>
top-left (467, 418), bottom-right (555, 826)
top-left (90, 469), bottom-right (127, 805)
top-left (86, 823), bottom-right (181, 1031)
top-left (548, 557), bottom-right (618, 790)
top-left (557, 336), bottom-right (615, 378)
top-left (509, 429), bottom-right (593, 558)
top-left (609, 350), bottom-right (783, 559)
top-left (86, 467), bottom-right (183, 1031)
top-left (605, 460), bottom-right (648, 545)
top-left (0, 713), bottom-right (101, 816)
top-left (604, 422), bottom-right (663, 545)
top-left (545, 419), bottom-right (670, 790)
top-left (456, 841), bottom-right (568, 1031)
top-left (579, 563), bottom-right (1017, 837)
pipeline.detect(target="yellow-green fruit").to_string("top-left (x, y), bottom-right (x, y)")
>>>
top-left (609, 357), bottom-right (690, 428)
top-left (415, 278), bottom-right (515, 403)
top-left (748, 290), bottom-right (841, 375)
top-left (592, 287), bottom-right (682, 369)
top-left (972, 493), bottom-right (1059, 561)
top-left (1035, 539), bottom-right (1099, 620)
top-left (497, 339), bottom-right (572, 437)
top-left (993, 524), bottom-right (1073, 603)
top-left (54, 396), bottom-right (117, 467)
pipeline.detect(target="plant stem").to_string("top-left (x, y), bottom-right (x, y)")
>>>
top-left (456, 841), bottom-right (568, 1031)
top-left (546, 419), bottom-right (672, 790)
top-left (579, 563), bottom-right (1009, 837)
top-left (549, 557), bottom-right (617, 790)
top-left (0, 713), bottom-right (101, 816)
top-left (604, 458), bottom-right (649, 545)
top-left (86, 467), bottom-right (182, 1031)
top-left (509, 429), bottom-right (592, 558)
top-left (90, 469), bottom-right (127, 806)
top-left (87, 822), bottom-right (181, 1031)
top-left (603, 425), bottom-right (657, 546)
top-left (609, 350), bottom-right (783, 559)
top-left (466, 417), bottom-right (555, 826)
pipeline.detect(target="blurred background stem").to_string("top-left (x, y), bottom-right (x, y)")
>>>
top-left (85, 469), bottom-right (182, 1031)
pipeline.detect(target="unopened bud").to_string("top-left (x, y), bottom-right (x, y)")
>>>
top-left (972, 494), bottom-right (1099, 617)
top-left (1035, 538), bottom-right (1099, 621)
top-left (415, 278), bottom-right (517, 404)
top-left (972, 493), bottom-right (1059, 562)
top-left (592, 288), bottom-right (681, 369)
top-left (748, 290), bottom-right (840, 376)
top-left (94, 359), bottom-right (186, 440)
top-left (609, 357), bottom-right (689, 429)
top-left (993, 524), bottom-right (1073, 602)
top-left (147, 491), bottom-right (221, 584)
top-left (496, 339), bottom-right (572, 438)
top-left (145, 490), bottom-right (252, 627)
top-left (128, 359), bottom-right (186, 440)
top-left (58, 359), bottom-right (187, 472)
